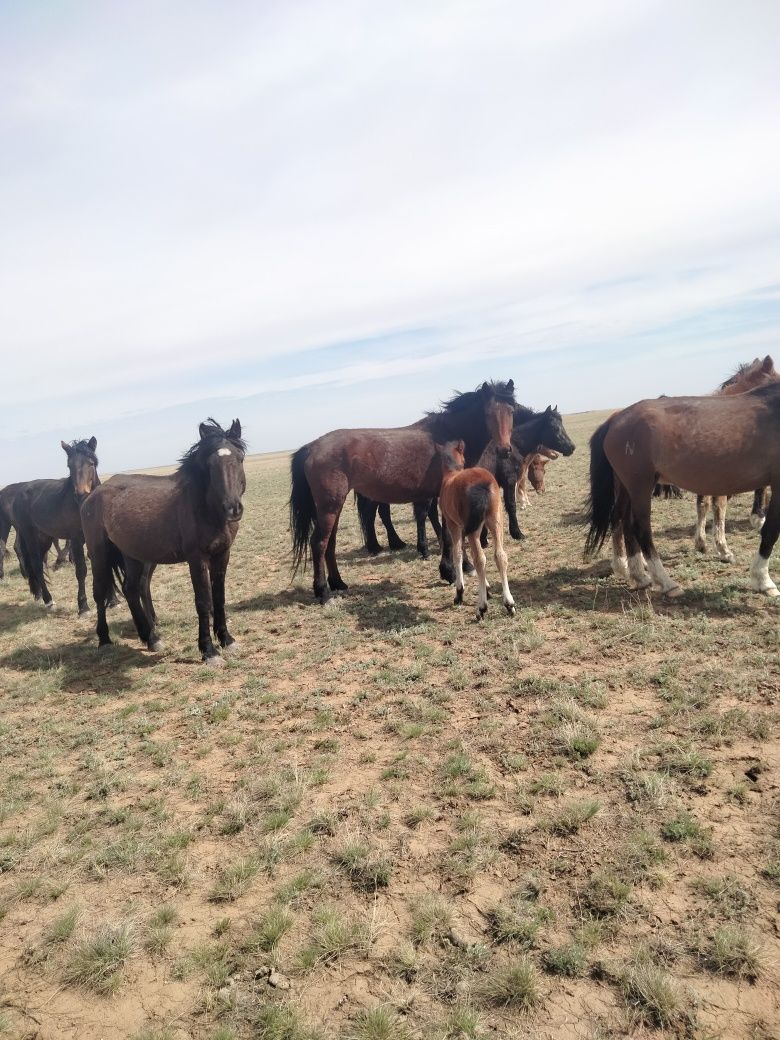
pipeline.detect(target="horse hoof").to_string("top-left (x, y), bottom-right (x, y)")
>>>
top-left (718, 553), bottom-right (735, 564)
top-left (222, 640), bottom-right (240, 656)
top-left (388, 540), bottom-right (407, 551)
top-left (98, 642), bottom-right (114, 653)
top-left (78, 606), bottom-right (90, 616)
top-left (148, 639), bottom-right (164, 653)
top-left (476, 605), bottom-right (488, 620)
top-left (44, 601), bottom-right (56, 611)
top-left (203, 654), bottom-right (225, 669)
top-left (750, 514), bottom-right (765, 531)
top-left (454, 589), bottom-right (464, 606)
top-left (765, 586), bottom-right (780, 598)
top-left (366, 545), bottom-right (382, 556)
top-left (664, 585), bottom-right (684, 599)
top-left (505, 602), bottom-right (516, 616)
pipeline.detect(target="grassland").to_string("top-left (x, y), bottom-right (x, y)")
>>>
top-left (0, 410), bottom-right (778, 1040)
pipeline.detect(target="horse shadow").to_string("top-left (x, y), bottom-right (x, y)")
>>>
top-left (0, 636), bottom-right (159, 696)
top-left (0, 599), bottom-right (52, 637)
top-left (232, 578), bottom-right (434, 632)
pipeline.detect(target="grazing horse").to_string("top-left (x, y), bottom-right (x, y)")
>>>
top-left (585, 382), bottom-right (780, 597)
top-left (13, 439), bottom-right (100, 613)
top-left (81, 420), bottom-right (246, 663)
top-left (0, 483), bottom-right (30, 580)
top-left (438, 440), bottom-right (515, 619)
top-left (694, 356), bottom-right (779, 561)
top-left (290, 381), bottom-right (517, 602)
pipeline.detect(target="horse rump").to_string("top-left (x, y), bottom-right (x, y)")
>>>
top-left (584, 418), bottom-right (616, 558)
top-left (464, 483), bottom-right (492, 536)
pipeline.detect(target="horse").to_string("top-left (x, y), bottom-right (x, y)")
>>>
top-left (289, 381), bottom-right (517, 602)
top-left (584, 382), bottom-right (780, 598)
top-left (81, 419), bottom-right (246, 663)
top-left (438, 440), bottom-right (515, 619)
top-left (12, 439), bottom-right (100, 613)
top-left (52, 540), bottom-right (73, 569)
top-left (517, 449), bottom-right (558, 509)
top-left (355, 494), bottom-right (443, 559)
top-left (694, 356), bottom-right (778, 562)
top-left (0, 482), bottom-right (30, 580)
top-left (473, 405), bottom-right (575, 548)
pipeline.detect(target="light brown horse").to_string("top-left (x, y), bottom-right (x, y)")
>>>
top-left (439, 440), bottom-right (515, 619)
top-left (585, 382), bottom-right (780, 597)
top-left (517, 448), bottom-right (558, 508)
top-left (289, 381), bottom-right (516, 602)
top-left (694, 356), bottom-right (778, 561)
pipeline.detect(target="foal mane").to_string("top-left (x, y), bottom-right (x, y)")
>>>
top-left (177, 419), bottom-right (246, 486)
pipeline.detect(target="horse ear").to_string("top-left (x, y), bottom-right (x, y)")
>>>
top-left (229, 419), bottom-right (242, 440)
top-left (762, 355), bottom-right (774, 372)
top-left (61, 440), bottom-right (71, 455)
top-left (481, 381), bottom-right (490, 394)
top-left (199, 422), bottom-right (210, 440)
top-left (507, 379), bottom-right (514, 391)
top-left (545, 405), bottom-right (552, 414)
top-left (88, 436), bottom-right (97, 451)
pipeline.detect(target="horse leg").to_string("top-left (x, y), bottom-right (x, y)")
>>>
top-left (141, 564), bottom-right (157, 626)
top-left (617, 483), bottom-right (651, 590)
top-left (749, 486), bottom-right (780, 596)
top-left (53, 539), bottom-right (70, 570)
top-left (188, 556), bottom-right (220, 660)
top-left (325, 509), bottom-right (348, 592)
top-left (480, 528), bottom-right (489, 549)
top-left (25, 529), bottom-right (54, 607)
top-left (629, 489), bottom-right (682, 597)
top-left (712, 496), bottom-right (734, 563)
top-left (90, 543), bottom-right (114, 648)
top-left (609, 482), bottom-right (631, 581)
top-left (427, 498), bottom-right (443, 549)
top-left (488, 513), bottom-right (515, 616)
top-left (71, 536), bottom-right (90, 615)
top-left (462, 539), bottom-right (475, 575)
top-left (504, 479), bottom-right (523, 540)
top-left (123, 557), bottom-right (155, 649)
top-left (210, 550), bottom-right (235, 650)
top-left (750, 488), bottom-right (768, 531)
top-left (359, 496), bottom-right (382, 555)
top-left (414, 501), bottom-right (430, 559)
top-left (439, 518), bottom-right (455, 584)
top-left (379, 503), bottom-right (406, 550)
top-left (451, 523), bottom-right (465, 605)
top-left (694, 495), bottom-right (710, 554)
top-left (468, 531), bottom-right (489, 619)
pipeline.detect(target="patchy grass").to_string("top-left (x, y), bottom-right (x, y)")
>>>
top-left (62, 922), bottom-right (134, 994)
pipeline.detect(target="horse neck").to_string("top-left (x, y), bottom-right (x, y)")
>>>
top-left (512, 413), bottom-right (547, 454)
top-left (427, 406), bottom-right (489, 465)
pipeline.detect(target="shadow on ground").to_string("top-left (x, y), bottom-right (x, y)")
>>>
top-left (0, 637), bottom-right (159, 696)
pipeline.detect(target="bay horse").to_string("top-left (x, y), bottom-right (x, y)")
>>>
top-left (290, 381), bottom-right (517, 602)
top-left (438, 440), bottom-right (515, 619)
top-left (585, 382), bottom-right (780, 597)
top-left (81, 420), bottom-right (246, 663)
top-left (694, 356), bottom-right (778, 562)
top-left (12, 439), bottom-right (100, 613)
top-left (517, 448), bottom-right (558, 509)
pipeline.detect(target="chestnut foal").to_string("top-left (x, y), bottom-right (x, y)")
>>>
top-left (438, 440), bottom-right (515, 619)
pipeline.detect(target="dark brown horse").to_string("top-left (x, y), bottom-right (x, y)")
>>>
top-left (355, 494), bottom-right (443, 559)
top-left (438, 440), bottom-right (515, 618)
top-left (12, 439), bottom-right (100, 613)
top-left (585, 382), bottom-right (780, 597)
top-left (694, 355), bottom-right (778, 561)
top-left (81, 420), bottom-right (246, 663)
top-left (290, 381), bottom-right (517, 602)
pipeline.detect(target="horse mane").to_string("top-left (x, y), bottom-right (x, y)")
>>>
top-left (67, 439), bottom-right (99, 466)
top-left (513, 404), bottom-right (536, 424)
top-left (177, 419), bottom-right (246, 486)
top-left (718, 357), bottom-right (777, 391)
top-left (432, 380), bottom-right (517, 416)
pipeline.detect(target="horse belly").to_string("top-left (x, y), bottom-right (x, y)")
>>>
top-left (105, 494), bottom-right (183, 565)
top-left (350, 439), bottom-right (439, 503)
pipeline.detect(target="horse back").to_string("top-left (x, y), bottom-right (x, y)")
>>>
top-left (85, 479), bottom-right (187, 565)
top-left (16, 478), bottom-right (82, 540)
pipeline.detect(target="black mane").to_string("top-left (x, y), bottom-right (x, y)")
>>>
top-left (513, 403), bottom-right (536, 425)
top-left (436, 381), bottom-right (517, 415)
top-left (424, 382), bottom-right (516, 465)
top-left (68, 439), bottom-right (99, 466)
top-left (177, 419), bottom-right (246, 484)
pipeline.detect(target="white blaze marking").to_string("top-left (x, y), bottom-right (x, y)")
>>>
top-left (217, 448), bottom-right (232, 457)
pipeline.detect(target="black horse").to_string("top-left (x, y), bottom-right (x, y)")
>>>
top-left (81, 420), bottom-right (246, 664)
top-left (355, 495), bottom-right (443, 559)
top-left (13, 439), bottom-right (100, 613)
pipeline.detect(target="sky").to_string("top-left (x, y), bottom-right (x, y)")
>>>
top-left (2, 0), bottom-right (780, 481)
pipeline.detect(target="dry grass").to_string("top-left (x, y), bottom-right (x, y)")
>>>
top-left (1, 410), bottom-right (779, 1038)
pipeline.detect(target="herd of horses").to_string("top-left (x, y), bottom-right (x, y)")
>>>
top-left (1, 358), bottom-right (778, 664)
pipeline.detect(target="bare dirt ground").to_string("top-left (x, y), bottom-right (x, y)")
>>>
top-left (1, 410), bottom-right (779, 1040)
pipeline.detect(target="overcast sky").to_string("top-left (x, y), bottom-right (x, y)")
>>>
top-left (2, 0), bottom-right (779, 481)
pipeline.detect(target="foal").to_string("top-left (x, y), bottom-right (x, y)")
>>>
top-left (438, 440), bottom-right (515, 619)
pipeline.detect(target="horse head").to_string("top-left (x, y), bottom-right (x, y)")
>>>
top-left (61, 437), bottom-right (99, 501)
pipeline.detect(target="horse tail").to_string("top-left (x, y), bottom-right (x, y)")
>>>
top-left (654, 482), bottom-right (682, 499)
top-left (289, 444), bottom-right (315, 575)
top-left (109, 540), bottom-right (125, 593)
top-left (464, 483), bottom-right (492, 536)
top-left (584, 418), bottom-right (616, 558)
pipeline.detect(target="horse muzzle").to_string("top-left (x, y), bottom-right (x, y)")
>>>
top-left (226, 501), bottom-right (244, 521)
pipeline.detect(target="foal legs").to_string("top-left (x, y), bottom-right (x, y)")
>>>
top-left (450, 523), bottom-right (466, 605)
top-left (750, 485), bottom-right (780, 596)
top-left (694, 495), bottom-right (710, 554)
top-left (467, 531), bottom-right (489, 618)
top-left (486, 514), bottom-right (515, 616)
